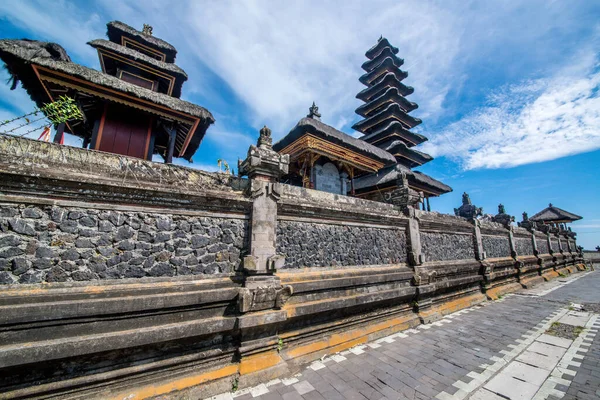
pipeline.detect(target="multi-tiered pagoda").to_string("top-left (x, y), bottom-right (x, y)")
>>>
top-left (0, 21), bottom-right (214, 163)
top-left (352, 37), bottom-right (451, 209)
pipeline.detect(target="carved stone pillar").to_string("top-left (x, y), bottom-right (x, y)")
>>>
top-left (236, 126), bottom-right (292, 387)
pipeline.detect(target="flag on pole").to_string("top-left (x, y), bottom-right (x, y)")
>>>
top-left (38, 126), bottom-right (51, 142)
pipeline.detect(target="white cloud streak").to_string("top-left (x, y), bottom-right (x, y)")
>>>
top-left (421, 52), bottom-right (600, 170)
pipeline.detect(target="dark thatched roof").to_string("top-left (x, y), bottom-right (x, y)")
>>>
top-left (359, 56), bottom-right (408, 86)
top-left (530, 204), bottom-right (582, 223)
top-left (356, 72), bottom-right (414, 101)
top-left (88, 39), bottom-right (187, 78)
top-left (362, 47), bottom-right (404, 72)
top-left (353, 102), bottom-right (422, 133)
top-left (273, 117), bottom-right (397, 166)
top-left (360, 120), bottom-right (428, 147)
top-left (0, 39), bottom-right (213, 121)
top-left (107, 21), bottom-right (177, 62)
top-left (365, 37), bottom-right (399, 60)
top-left (355, 86), bottom-right (418, 117)
top-left (353, 163), bottom-right (452, 195)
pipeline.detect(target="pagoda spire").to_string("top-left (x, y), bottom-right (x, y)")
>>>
top-left (354, 37), bottom-right (432, 168)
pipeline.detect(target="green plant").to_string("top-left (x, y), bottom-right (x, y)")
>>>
top-left (231, 376), bottom-right (239, 392)
top-left (217, 159), bottom-right (231, 174)
top-left (574, 326), bottom-right (585, 337)
top-left (277, 338), bottom-right (284, 352)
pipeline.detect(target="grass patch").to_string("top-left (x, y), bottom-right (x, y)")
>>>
top-left (546, 322), bottom-right (585, 340)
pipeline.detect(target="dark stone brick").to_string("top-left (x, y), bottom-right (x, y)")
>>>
top-left (33, 258), bottom-right (53, 270)
top-left (123, 266), bottom-right (146, 278)
top-left (59, 220), bottom-right (79, 234)
top-left (35, 246), bottom-right (55, 258)
top-left (154, 232), bottom-right (171, 243)
top-left (107, 255), bottom-right (121, 267)
top-left (59, 261), bottom-right (78, 272)
top-left (72, 270), bottom-right (96, 281)
top-left (0, 271), bottom-right (15, 284)
top-left (191, 235), bottom-right (210, 249)
top-left (22, 207), bottom-right (43, 219)
top-left (19, 271), bottom-right (43, 283)
top-left (200, 253), bottom-right (216, 264)
top-left (79, 216), bottom-right (97, 227)
top-left (46, 266), bottom-right (69, 282)
top-left (0, 235), bottom-right (21, 247)
top-left (138, 231), bottom-right (154, 243)
top-left (0, 246), bottom-right (24, 258)
top-left (0, 207), bottom-right (18, 218)
top-left (149, 263), bottom-right (174, 277)
top-left (61, 248), bottom-right (80, 261)
top-left (68, 211), bottom-right (85, 220)
top-left (75, 238), bottom-right (94, 248)
top-left (117, 240), bottom-right (135, 251)
top-left (156, 218), bottom-right (172, 231)
top-left (128, 257), bottom-right (145, 266)
top-left (96, 234), bottom-right (112, 246)
top-left (9, 218), bottom-right (36, 236)
top-left (11, 258), bottom-right (30, 275)
top-left (98, 220), bottom-right (113, 232)
top-left (97, 247), bottom-right (117, 257)
top-left (115, 226), bottom-right (135, 241)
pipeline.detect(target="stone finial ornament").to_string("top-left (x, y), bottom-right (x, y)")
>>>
top-left (492, 203), bottom-right (515, 226)
top-left (385, 171), bottom-right (422, 210)
top-left (518, 211), bottom-right (536, 230)
top-left (307, 102), bottom-right (321, 120)
top-left (142, 24), bottom-right (153, 35)
top-left (257, 125), bottom-right (273, 149)
top-left (454, 192), bottom-right (483, 220)
top-left (238, 125), bottom-right (289, 182)
top-left (522, 212), bottom-right (528, 221)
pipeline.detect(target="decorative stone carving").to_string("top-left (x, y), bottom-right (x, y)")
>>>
top-left (142, 24), bottom-right (153, 35)
top-left (238, 125), bottom-right (290, 182)
top-left (454, 192), bottom-right (483, 220)
top-left (307, 101), bottom-right (321, 121)
top-left (492, 203), bottom-right (515, 226)
top-left (238, 284), bottom-right (294, 313)
top-left (518, 211), bottom-right (537, 231)
top-left (386, 172), bottom-right (422, 210)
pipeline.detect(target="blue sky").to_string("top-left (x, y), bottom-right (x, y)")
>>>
top-left (1, 0), bottom-right (599, 249)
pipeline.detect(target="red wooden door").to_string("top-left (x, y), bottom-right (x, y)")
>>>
top-left (96, 105), bottom-right (151, 159)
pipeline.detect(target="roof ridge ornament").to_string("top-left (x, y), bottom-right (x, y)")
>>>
top-left (307, 102), bottom-right (321, 120)
top-left (142, 24), bottom-right (153, 35)
top-left (258, 125), bottom-right (273, 149)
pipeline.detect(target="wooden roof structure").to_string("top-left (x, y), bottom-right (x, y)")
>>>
top-left (530, 204), bottom-right (582, 224)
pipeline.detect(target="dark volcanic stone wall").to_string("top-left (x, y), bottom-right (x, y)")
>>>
top-left (514, 237), bottom-right (534, 256)
top-left (536, 238), bottom-right (549, 254)
top-left (482, 235), bottom-right (511, 258)
top-left (550, 239), bottom-right (560, 253)
top-left (0, 204), bottom-right (247, 284)
top-left (421, 232), bottom-right (475, 262)
top-left (276, 220), bottom-right (407, 268)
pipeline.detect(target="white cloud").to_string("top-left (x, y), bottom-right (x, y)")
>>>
top-left (421, 53), bottom-right (600, 170)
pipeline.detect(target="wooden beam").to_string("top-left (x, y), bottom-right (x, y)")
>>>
top-left (165, 125), bottom-right (177, 164)
top-left (53, 122), bottom-right (65, 143)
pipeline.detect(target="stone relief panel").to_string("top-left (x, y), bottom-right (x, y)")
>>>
top-left (276, 220), bottom-right (407, 268)
top-left (314, 162), bottom-right (342, 195)
top-left (550, 239), bottom-right (560, 253)
top-left (420, 232), bottom-right (475, 262)
top-left (482, 235), bottom-right (511, 258)
top-left (0, 205), bottom-right (248, 284)
top-left (536, 238), bottom-right (549, 254)
top-left (514, 237), bottom-right (534, 256)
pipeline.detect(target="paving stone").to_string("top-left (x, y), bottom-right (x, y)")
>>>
top-left (537, 333), bottom-right (573, 348)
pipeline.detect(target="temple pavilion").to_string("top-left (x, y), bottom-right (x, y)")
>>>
top-left (273, 37), bottom-right (451, 209)
top-left (530, 204), bottom-right (582, 229)
top-left (0, 21), bottom-right (214, 163)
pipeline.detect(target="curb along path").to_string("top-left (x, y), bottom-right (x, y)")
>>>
top-left (208, 271), bottom-right (599, 400)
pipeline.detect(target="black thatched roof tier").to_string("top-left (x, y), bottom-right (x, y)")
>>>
top-left (356, 73), bottom-right (414, 102)
top-left (352, 103), bottom-right (422, 134)
top-left (365, 37), bottom-right (399, 60)
top-left (380, 139), bottom-right (433, 168)
top-left (88, 39), bottom-right (187, 78)
top-left (359, 57), bottom-right (408, 86)
top-left (360, 121), bottom-right (427, 147)
top-left (353, 163), bottom-right (452, 196)
top-left (530, 204), bottom-right (582, 223)
top-left (355, 87), bottom-right (418, 118)
top-left (0, 40), bottom-right (212, 120)
top-left (273, 117), bottom-right (396, 166)
top-left (107, 21), bottom-right (177, 63)
top-left (362, 47), bottom-right (403, 72)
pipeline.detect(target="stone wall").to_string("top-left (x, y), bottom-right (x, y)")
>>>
top-left (421, 232), bottom-right (475, 261)
top-left (482, 235), bottom-right (511, 258)
top-left (536, 237), bottom-right (550, 254)
top-left (514, 236), bottom-right (534, 256)
top-left (276, 220), bottom-right (407, 268)
top-left (0, 204), bottom-right (247, 284)
top-left (550, 238), bottom-right (560, 253)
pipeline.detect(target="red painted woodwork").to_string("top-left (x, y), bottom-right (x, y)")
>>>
top-left (119, 70), bottom-right (156, 91)
top-left (96, 104), bottom-right (151, 159)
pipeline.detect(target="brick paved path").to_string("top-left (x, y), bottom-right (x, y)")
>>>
top-left (211, 271), bottom-right (600, 400)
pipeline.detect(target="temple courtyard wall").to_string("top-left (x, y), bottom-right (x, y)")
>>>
top-left (0, 135), bottom-right (586, 399)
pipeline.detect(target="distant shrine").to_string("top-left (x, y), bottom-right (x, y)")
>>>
top-left (274, 37), bottom-right (451, 209)
top-left (0, 21), bottom-right (214, 162)
top-left (529, 204), bottom-right (582, 229)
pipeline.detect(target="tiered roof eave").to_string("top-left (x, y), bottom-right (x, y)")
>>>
top-left (352, 102), bottom-right (422, 134)
top-left (356, 73), bottom-right (414, 101)
top-left (359, 57), bottom-right (408, 86)
top-left (365, 37), bottom-right (399, 60)
top-left (361, 47), bottom-right (404, 72)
